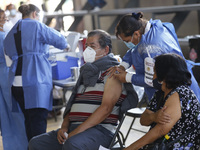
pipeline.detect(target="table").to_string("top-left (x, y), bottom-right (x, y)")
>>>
top-left (53, 77), bottom-right (76, 88)
top-left (52, 77), bottom-right (76, 121)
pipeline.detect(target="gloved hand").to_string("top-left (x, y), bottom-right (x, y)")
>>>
top-left (63, 44), bottom-right (71, 52)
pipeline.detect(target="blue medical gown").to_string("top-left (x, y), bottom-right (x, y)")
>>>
top-left (0, 31), bottom-right (28, 149)
top-left (123, 19), bottom-right (200, 101)
top-left (4, 18), bottom-right (68, 110)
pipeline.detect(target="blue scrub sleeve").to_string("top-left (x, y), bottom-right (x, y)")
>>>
top-left (163, 22), bottom-right (181, 49)
top-left (131, 73), bottom-right (149, 87)
top-left (122, 49), bottom-right (133, 66)
top-left (40, 24), bottom-right (68, 50)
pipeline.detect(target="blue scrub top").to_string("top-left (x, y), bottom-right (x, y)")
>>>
top-left (123, 19), bottom-right (200, 101)
top-left (0, 31), bottom-right (6, 65)
top-left (0, 31), bottom-right (28, 150)
top-left (4, 18), bottom-right (68, 110)
top-left (0, 31), bottom-right (9, 99)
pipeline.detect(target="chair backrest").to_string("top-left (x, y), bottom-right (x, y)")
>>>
top-left (119, 83), bottom-right (139, 119)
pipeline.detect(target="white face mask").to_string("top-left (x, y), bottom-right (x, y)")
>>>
top-left (10, 9), bottom-right (16, 16)
top-left (83, 46), bottom-right (97, 63)
top-left (0, 21), bottom-right (13, 33)
top-left (5, 10), bottom-right (10, 17)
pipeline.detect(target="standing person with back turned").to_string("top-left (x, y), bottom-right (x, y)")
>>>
top-left (108, 12), bottom-right (200, 102)
top-left (4, 4), bottom-right (68, 141)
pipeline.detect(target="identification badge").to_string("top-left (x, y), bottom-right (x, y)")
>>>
top-left (144, 57), bottom-right (155, 87)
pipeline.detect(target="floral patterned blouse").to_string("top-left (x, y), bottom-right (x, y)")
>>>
top-left (144, 85), bottom-right (200, 150)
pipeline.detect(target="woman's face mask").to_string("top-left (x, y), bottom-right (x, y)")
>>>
top-left (83, 46), bottom-right (102, 63)
top-left (0, 21), bottom-right (13, 33)
top-left (153, 78), bottom-right (162, 90)
top-left (124, 41), bottom-right (136, 49)
top-left (122, 33), bottom-right (138, 50)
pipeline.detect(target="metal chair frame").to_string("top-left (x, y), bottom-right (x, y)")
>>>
top-left (108, 113), bottom-right (126, 150)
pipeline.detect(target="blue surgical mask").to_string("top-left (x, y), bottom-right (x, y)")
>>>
top-left (123, 34), bottom-right (137, 49)
top-left (124, 41), bottom-right (136, 49)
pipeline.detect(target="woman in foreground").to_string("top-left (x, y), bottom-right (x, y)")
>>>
top-left (124, 53), bottom-right (200, 150)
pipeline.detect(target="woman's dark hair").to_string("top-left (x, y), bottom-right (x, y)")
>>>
top-left (18, 4), bottom-right (40, 18)
top-left (88, 29), bottom-right (112, 54)
top-left (115, 12), bottom-right (147, 38)
top-left (154, 53), bottom-right (192, 89)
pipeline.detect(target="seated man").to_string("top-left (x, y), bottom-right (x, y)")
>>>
top-left (29, 29), bottom-right (138, 150)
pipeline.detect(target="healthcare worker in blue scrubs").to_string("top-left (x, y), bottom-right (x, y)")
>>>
top-left (108, 12), bottom-right (200, 102)
top-left (4, 4), bottom-right (68, 141)
top-left (0, 9), bottom-right (28, 150)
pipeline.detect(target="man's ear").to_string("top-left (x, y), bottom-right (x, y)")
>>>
top-left (105, 46), bottom-right (109, 55)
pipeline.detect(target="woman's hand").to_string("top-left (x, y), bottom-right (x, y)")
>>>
top-left (107, 65), bottom-right (125, 78)
top-left (63, 44), bottom-right (71, 52)
top-left (107, 65), bottom-right (120, 78)
top-left (57, 128), bottom-right (68, 144)
top-left (154, 106), bottom-right (171, 124)
top-left (113, 67), bottom-right (127, 83)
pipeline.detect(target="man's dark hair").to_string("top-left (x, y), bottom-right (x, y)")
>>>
top-left (88, 29), bottom-right (112, 54)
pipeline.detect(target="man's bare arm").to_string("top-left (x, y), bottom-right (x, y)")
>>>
top-left (68, 76), bottom-right (122, 138)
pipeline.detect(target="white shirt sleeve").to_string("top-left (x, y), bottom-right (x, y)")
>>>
top-left (125, 72), bottom-right (134, 83)
top-left (120, 61), bottom-right (130, 70)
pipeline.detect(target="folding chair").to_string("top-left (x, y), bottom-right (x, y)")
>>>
top-left (109, 88), bottom-right (144, 150)
top-left (123, 93), bottom-right (149, 144)
top-left (108, 113), bottom-right (126, 150)
top-left (123, 107), bottom-right (146, 143)
top-left (108, 84), bottom-right (142, 150)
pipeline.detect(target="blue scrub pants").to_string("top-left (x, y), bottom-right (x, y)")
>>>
top-left (12, 86), bottom-right (49, 141)
top-left (28, 124), bottom-right (114, 150)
